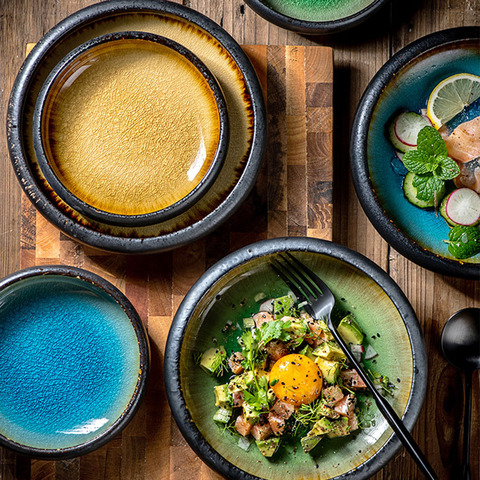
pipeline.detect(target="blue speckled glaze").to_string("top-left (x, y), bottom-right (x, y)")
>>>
top-left (0, 275), bottom-right (140, 450)
top-left (368, 41), bottom-right (480, 263)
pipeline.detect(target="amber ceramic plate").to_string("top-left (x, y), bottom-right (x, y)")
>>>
top-left (7, 0), bottom-right (266, 253)
top-left (33, 31), bottom-right (229, 227)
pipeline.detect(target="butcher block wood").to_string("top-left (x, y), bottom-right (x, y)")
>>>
top-left (15, 45), bottom-right (333, 480)
top-left (0, 1), bottom-right (479, 479)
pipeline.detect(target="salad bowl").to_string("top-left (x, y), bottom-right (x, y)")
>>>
top-left (165, 237), bottom-right (427, 480)
top-left (351, 27), bottom-right (480, 279)
top-left (0, 265), bottom-right (149, 459)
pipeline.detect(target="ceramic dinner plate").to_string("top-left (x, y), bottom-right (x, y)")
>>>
top-left (7, 0), bottom-right (266, 253)
top-left (351, 27), bottom-right (480, 278)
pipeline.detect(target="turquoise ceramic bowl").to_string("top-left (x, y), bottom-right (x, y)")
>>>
top-left (0, 266), bottom-right (149, 458)
top-left (351, 27), bottom-right (480, 279)
top-left (165, 237), bottom-right (427, 480)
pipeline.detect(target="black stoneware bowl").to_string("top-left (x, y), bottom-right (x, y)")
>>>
top-left (244, 0), bottom-right (390, 35)
top-left (32, 31), bottom-right (229, 228)
top-left (7, 0), bottom-right (265, 253)
top-left (0, 265), bottom-right (149, 459)
top-left (351, 27), bottom-right (480, 279)
top-left (164, 237), bottom-right (427, 480)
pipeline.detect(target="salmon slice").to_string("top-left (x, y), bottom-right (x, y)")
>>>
top-left (235, 414), bottom-right (253, 437)
top-left (441, 116), bottom-right (480, 164)
top-left (228, 352), bottom-right (245, 375)
top-left (334, 394), bottom-right (356, 418)
top-left (340, 369), bottom-right (367, 390)
top-left (251, 419), bottom-right (273, 441)
top-left (322, 385), bottom-right (344, 407)
top-left (441, 117), bottom-right (480, 193)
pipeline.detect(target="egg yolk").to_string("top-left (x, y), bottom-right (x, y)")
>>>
top-left (269, 353), bottom-right (323, 407)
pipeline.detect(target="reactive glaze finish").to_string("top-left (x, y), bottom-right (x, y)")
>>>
top-left (245, 0), bottom-right (388, 34)
top-left (165, 237), bottom-right (427, 480)
top-left (7, 0), bottom-right (266, 252)
top-left (34, 32), bottom-right (227, 226)
top-left (351, 28), bottom-right (480, 279)
top-left (0, 266), bottom-right (149, 458)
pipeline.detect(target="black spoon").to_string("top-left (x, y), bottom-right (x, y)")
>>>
top-left (440, 307), bottom-right (480, 480)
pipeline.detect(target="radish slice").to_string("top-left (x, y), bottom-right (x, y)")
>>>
top-left (445, 188), bottom-right (480, 226)
top-left (396, 151), bottom-right (404, 162)
top-left (394, 112), bottom-right (430, 147)
top-left (365, 345), bottom-right (378, 360)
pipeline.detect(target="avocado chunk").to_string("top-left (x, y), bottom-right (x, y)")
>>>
top-left (272, 294), bottom-right (295, 318)
top-left (326, 417), bottom-right (351, 439)
top-left (301, 434), bottom-right (322, 453)
top-left (317, 319), bottom-right (334, 341)
top-left (256, 437), bottom-right (280, 457)
top-left (310, 417), bottom-right (333, 436)
top-left (228, 371), bottom-right (255, 393)
top-left (337, 314), bottom-right (364, 345)
top-left (285, 319), bottom-right (308, 347)
top-left (214, 384), bottom-right (232, 408)
top-left (313, 341), bottom-right (346, 361)
top-left (315, 357), bottom-right (341, 384)
top-left (213, 407), bottom-right (232, 424)
top-left (200, 346), bottom-right (227, 375)
top-left (298, 344), bottom-right (316, 361)
top-left (243, 402), bottom-right (260, 425)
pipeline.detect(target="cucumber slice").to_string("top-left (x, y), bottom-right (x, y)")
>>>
top-left (403, 172), bottom-right (445, 208)
top-left (440, 196), bottom-right (456, 226)
top-left (389, 112), bottom-right (430, 153)
top-left (444, 188), bottom-right (480, 226)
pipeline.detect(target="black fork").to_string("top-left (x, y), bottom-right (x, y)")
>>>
top-left (272, 252), bottom-right (438, 480)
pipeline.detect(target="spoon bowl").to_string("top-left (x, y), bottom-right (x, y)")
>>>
top-left (441, 307), bottom-right (480, 480)
top-left (441, 308), bottom-right (480, 372)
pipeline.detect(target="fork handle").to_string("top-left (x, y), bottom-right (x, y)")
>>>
top-left (329, 326), bottom-right (438, 480)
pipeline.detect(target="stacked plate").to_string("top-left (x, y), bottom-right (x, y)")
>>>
top-left (7, 0), bottom-right (266, 253)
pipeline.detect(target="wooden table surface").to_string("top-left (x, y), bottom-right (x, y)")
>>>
top-left (0, 1), bottom-right (479, 480)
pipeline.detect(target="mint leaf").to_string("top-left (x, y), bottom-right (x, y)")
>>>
top-left (412, 174), bottom-right (445, 202)
top-left (417, 126), bottom-right (448, 157)
top-left (403, 150), bottom-right (433, 174)
top-left (435, 155), bottom-right (461, 180)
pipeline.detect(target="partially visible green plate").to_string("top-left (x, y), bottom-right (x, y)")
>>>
top-left (165, 237), bottom-right (427, 480)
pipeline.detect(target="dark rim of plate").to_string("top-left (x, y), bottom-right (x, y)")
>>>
top-left (164, 237), bottom-right (427, 480)
top-left (0, 265), bottom-right (150, 459)
top-left (351, 26), bottom-right (480, 280)
top-left (244, 0), bottom-right (389, 35)
top-left (32, 31), bottom-right (230, 228)
top-left (7, 0), bottom-right (266, 253)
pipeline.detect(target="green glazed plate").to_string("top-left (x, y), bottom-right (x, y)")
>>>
top-left (165, 237), bottom-right (427, 480)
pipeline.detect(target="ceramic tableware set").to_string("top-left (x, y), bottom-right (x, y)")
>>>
top-left (3, 1), bottom-right (479, 479)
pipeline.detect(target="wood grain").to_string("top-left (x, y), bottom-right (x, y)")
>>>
top-left (0, 1), bottom-right (479, 479)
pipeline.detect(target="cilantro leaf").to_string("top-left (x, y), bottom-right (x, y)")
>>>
top-left (435, 155), bottom-right (461, 180)
top-left (417, 126), bottom-right (447, 157)
top-left (258, 319), bottom-right (291, 348)
top-left (403, 150), bottom-right (436, 174)
top-left (412, 174), bottom-right (445, 202)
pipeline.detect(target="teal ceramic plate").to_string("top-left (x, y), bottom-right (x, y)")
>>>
top-left (165, 237), bottom-right (427, 480)
top-left (351, 27), bottom-right (480, 279)
top-left (0, 266), bottom-right (149, 458)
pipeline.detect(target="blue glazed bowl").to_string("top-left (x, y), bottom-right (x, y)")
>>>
top-left (351, 27), bottom-right (480, 279)
top-left (0, 266), bottom-right (149, 458)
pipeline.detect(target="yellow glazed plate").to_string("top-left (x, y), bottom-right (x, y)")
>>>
top-left (7, 0), bottom-right (266, 253)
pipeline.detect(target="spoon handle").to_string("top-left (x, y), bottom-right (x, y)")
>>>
top-left (462, 371), bottom-right (473, 480)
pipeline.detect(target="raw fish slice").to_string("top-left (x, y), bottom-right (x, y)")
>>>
top-left (440, 116), bottom-right (480, 163)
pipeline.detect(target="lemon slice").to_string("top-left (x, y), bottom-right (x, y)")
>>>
top-left (426, 73), bottom-right (480, 129)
